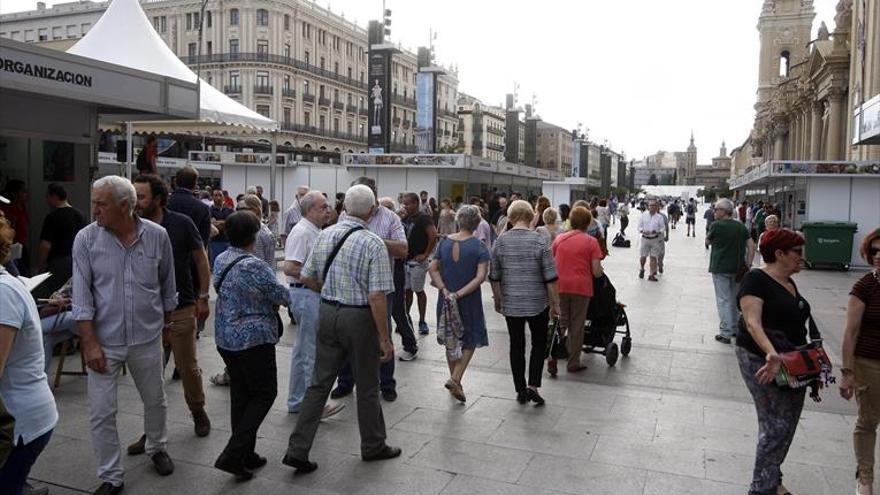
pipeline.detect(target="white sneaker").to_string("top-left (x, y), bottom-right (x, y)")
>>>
top-left (398, 349), bottom-right (418, 361)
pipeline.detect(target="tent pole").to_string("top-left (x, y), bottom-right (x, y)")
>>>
top-left (270, 131), bottom-right (278, 204)
top-left (126, 122), bottom-right (133, 179)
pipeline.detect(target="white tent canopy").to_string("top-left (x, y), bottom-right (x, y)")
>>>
top-left (68, 0), bottom-right (276, 131)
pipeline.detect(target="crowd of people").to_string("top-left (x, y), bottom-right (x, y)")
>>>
top-left (0, 170), bottom-right (878, 495)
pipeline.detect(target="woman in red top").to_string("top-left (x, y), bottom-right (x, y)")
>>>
top-left (841, 227), bottom-right (880, 495)
top-left (548, 206), bottom-right (604, 375)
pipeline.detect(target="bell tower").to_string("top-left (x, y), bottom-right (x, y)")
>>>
top-left (755, 0), bottom-right (815, 107)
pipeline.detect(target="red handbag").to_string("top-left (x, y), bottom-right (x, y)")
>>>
top-left (774, 317), bottom-right (835, 402)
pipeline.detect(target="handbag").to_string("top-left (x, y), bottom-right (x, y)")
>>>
top-left (437, 296), bottom-right (464, 361)
top-left (544, 317), bottom-right (568, 360)
top-left (773, 316), bottom-right (835, 402)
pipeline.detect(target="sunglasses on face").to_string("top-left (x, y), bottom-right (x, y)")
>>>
top-left (869, 247), bottom-right (880, 257)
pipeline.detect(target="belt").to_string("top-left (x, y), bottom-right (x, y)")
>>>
top-left (321, 298), bottom-right (370, 309)
top-left (289, 282), bottom-right (305, 288)
top-left (642, 234), bottom-right (659, 239)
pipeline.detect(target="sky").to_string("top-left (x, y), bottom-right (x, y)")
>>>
top-left (0, 0), bottom-right (840, 164)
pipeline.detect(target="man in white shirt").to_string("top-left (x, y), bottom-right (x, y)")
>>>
top-left (282, 191), bottom-right (344, 419)
top-left (283, 186), bottom-right (311, 236)
top-left (637, 199), bottom-right (665, 282)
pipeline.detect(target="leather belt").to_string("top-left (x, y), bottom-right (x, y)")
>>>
top-left (289, 282), bottom-right (305, 288)
top-left (321, 298), bottom-right (370, 309)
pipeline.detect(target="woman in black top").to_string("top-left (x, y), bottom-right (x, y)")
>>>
top-left (736, 228), bottom-right (809, 495)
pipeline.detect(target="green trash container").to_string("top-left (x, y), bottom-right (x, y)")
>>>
top-left (801, 221), bottom-right (858, 270)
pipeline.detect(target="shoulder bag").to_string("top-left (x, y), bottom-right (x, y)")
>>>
top-left (773, 315), bottom-right (835, 402)
top-left (322, 226), bottom-right (365, 281)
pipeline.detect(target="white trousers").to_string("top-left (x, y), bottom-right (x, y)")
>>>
top-left (87, 335), bottom-right (167, 486)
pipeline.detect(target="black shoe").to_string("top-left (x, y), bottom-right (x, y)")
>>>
top-left (281, 453), bottom-right (318, 473)
top-left (516, 391), bottom-right (528, 404)
top-left (362, 445), bottom-right (402, 462)
top-left (382, 388), bottom-right (398, 402)
top-left (330, 385), bottom-right (352, 399)
top-left (126, 434), bottom-right (146, 456)
top-left (244, 452), bottom-right (267, 470)
top-left (525, 388), bottom-right (545, 406)
top-left (214, 453), bottom-right (253, 480)
top-left (171, 368), bottom-right (181, 381)
top-left (93, 482), bottom-right (124, 495)
top-left (638, 269), bottom-right (645, 279)
top-left (151, 451), bottom-right (175, 476)
top-left (714, 334), bottom-right (732, 344)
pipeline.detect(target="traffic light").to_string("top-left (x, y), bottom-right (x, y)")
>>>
top-left (383, 9), bottom-right (391, 37)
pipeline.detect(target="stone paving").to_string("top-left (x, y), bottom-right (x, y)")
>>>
top-left (31, 211), bottom-right (869, 494)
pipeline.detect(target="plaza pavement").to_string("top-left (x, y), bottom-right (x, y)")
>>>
top-left (31, 210), bottom-right (869, 494)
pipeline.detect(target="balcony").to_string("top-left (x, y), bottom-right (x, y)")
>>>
top-left (333, 101), bottom-right (344, 111)
top-left (254, 85), bottom-right (273, 95)
top-left (358, 107), bottom-right (368, 116)
top-left (280, 123), bottom-right (365, 143)
top-left (318, 97), bottom-right (331, 107)
top-left (346, 104), bottom-right (358, 114)
top-left (282, 88), bottom-right (296, 98)
top-left (302, 93), bottom-right (315, 103)
top-left (392, 117), bottom-right (401, 126)
top-left (488, 127), bottom-right (505, 137)
top-left (487, 142), bottom-right (504, 152)
top-left (223, 85), bottom-right (241, 94)
top-left (182, 52), bottom-right (368, 91)
top-left (392, 94), bottom-right (416, 108)
top-left (402, 120), bottom-right (411, 129)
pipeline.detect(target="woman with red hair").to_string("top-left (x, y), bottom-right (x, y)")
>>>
top-left (840, 228), bottom-right (880, 495)
top-left (736, 228), bottom-right (811, 495)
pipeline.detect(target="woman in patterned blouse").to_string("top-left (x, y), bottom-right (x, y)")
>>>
top-left (212, 211), bottom-right (289, 481)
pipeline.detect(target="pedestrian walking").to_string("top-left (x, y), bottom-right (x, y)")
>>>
top-left (736, 228), bottom-right (810, 495)
top-left (0, 217), bottom-right (58, 495)
top-left (705, 198), bottom-right (755, 344)
top-left (401, 192), bottom-right (438, 336)
top-left (548, 206), bottom-right (604, 376)
top-left (638, 199), bottom-right (665, 282)
top-left (489, 200), bottom-right (560, 406)
top-left (618, 201), bottom-right (630, 235)
top-left (129, 174), bottom-right (212, 451)
top-left (685, 198), bottom-right (697, 237)
top-left (72, 176), bottom-right (177, 494)
top-left (703, 203), bottom-right (716, 238)
top-left (840, 228), bottom-right (880, 495)
top-left (238, 194), bottom-right (275, 267)
top-left (283, 186), bottom-right (310, 236)
top-left (428, 205), bottom-right (491, 403)
top-left (536, 207), bottom-right (561, 243)
top-left (437, 198), bottom-right (457, 237)
top-left (208, 188), bottom-right (233, 267)
top-left (212, 211), bottom-right (290, 480)
top-left (34, 183), bottom-right (87, 297)
top-left (283, 191), bottom-right (344, 418)
top-left (282, 185), bottom-right (399, 474)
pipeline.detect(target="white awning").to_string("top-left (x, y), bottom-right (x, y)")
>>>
top-left (68, 0), bottom-right (276, 131)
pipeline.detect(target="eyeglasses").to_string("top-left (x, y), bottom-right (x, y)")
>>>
top-left (869, 247), bottom-right (880, 257)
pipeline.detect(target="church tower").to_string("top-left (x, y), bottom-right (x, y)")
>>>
top-left (755, 0), bottom-right (815, 106)
top-left (686, 131), bottom-right (697, 184)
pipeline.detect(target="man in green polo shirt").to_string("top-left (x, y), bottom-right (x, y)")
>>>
top-left (706, 198), bottom-right (755, 344)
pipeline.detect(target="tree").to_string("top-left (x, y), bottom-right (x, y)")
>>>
top-left (648, 173), bottom-right (659, 185)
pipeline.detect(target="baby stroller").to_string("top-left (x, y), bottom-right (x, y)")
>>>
top-left (583, 274), bottom-right (632, 366)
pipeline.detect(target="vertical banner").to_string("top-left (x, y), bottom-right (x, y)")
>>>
top-left (368, 50), bottom-right (392, 153)
top-left (415, 71), bottom-right (436, 153)
top-left (571, 139), bottom-right (581, 178)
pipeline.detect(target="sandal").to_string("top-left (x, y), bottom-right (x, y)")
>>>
top-left (445, 378), bottom-right (466, 403)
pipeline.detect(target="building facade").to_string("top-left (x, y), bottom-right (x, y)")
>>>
top-left (456, 93), bottom-right (504, 161)
top-left (535, 120), bottom-right (573, 174)
top-left (0, 0), bottom-right (461, 153)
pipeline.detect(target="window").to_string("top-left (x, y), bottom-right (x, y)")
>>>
top-left (207, 75), bottom-right (212, 84)
top-left (193, 12), bottom-right (200, 30)
top-left (779, 51), bottom-right (791, 77)
top-left (66, 25), bottom-right (77, 38)
top-left (346, 93), bottom-right (352, 105)
top-left (334, 118), bottom-right (340, 132)
top-left (229, 71), bottom-right (240, 88)
top-left (347, 121), bottom-right (352, 135)
top-left (229, 9), bottom-right (239, 26)
top-left (24, 30), bottom-right (34, 42)
top-left (256, 105), bottom-right (270, 118)
top-left (188, 43), bottom-right (197, 58)
top-left (302, 22), bottom-right (310, 38)
top-left (186, 13), bottom-right (192, 30)
top-left (38, 28), bottom-right (48, 41)
top-left (319, 85), bottom-right (325, 98)
top-left (283, 75), bottom-right (291, 90)
top-left (205, 11), bottom-right (212, 28)
top-left (283, 44), bottom-right (290, 58)
top-left (256, 9), bottom-right (269, 26)
top-left (334, 62), bottom-right (339, 74)
top-left (303, 80), bottom-right (310, 94)
top-left (360, 71), bottom-right (364, 83)
top-left (206, 41), bottom-right (212, 56)
top-left (52, 26), bottom-right (61, 40)
top-left (229, 39), bottom-right (239, 54)
top-left (304, 111), bottom-right (311, 126)
top-left (284, 14), bottom-right (290, 30)
top-left (319, 115), bottom-right (326, 130)
top-left (283, 107), bottom-right (291, 124)
top-left (257, 40), bottom-right (269, 59)
top-left (304, 51), bottom-right (310, 64)
top-left (160, 17), bottom-right (166, 33)
top-left (347, 67), bottom-right (352, 79)
top-left (256, 71), bottom-right (269, 88)
top-left (333, 89), bottom-right (339, 102)
top-left (319, 57), bottom-right (325, 70)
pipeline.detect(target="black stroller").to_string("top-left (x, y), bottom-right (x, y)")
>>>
top-left (583, 274), bottom-right (632, 366)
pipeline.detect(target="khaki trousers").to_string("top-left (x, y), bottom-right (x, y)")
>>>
top-left (854, 356), bottom-right (880, 483)
top-left (559, 293), bottom-right (590, 365)
top-left (167, 305), bottom-right (205, 412)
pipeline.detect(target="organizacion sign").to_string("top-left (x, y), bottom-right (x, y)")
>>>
top-left (0, 55), bottom-right (93, 87)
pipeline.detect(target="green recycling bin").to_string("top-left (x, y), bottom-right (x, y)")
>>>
top-left (800, 221), bottom-right (858, 270)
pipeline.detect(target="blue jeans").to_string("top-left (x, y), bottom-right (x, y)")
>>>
top-left (336, 293), bottom-right (396, 392)
top-left (209, 240), bottom-right (230, 268)
top-left (41, 311), bottom-right (78, 374)
top-left (287, 286), bottom-right (321, 412)
top-left (712, 273), bottom-right (740, 339)
top-left (0, 429), bottom-right (53, 495)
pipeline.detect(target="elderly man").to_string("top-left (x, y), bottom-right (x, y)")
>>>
top-left (331, 178), bottom-right (411, 402)
top-left (282, 184), bottom-right (399, 473)
top-left (284, 186), bottom-right (311, 236)
top-left (283, 190), bottom-right (343, 418)
top-left (706, 198), bottom-right (755, 344)
top-left (72, 176), bottom-right (177, 495)
top-left (638, 199), bottom-right (665, 282)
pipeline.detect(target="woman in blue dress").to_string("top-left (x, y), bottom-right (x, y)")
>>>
top-left (428, 205), bottom-right (490, 403)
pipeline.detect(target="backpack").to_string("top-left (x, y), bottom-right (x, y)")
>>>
top-left (611, 232), bottom-right (631, 248)
top-left (136, 148), bottom-right (150, 173)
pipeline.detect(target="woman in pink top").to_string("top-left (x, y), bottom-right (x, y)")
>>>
top-left (549, 206), bottom-right (604, 375)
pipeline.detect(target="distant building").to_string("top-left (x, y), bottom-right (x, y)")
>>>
top-left (535, 120), bottom-right (573, 174)
top-left (457, 93), bottom-right (505, 161)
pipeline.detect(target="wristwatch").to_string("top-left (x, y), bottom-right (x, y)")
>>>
top-left (197, 293), bottom-right (210, 301)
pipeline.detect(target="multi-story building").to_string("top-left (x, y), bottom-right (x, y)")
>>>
top-left (457, 93), bottom-right (505, 160)
top-left (535, 120), bottom-right (573, 174)
top-left (0, 0), bottom-right (460, 153)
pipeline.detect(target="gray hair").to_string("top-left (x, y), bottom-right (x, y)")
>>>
top-left (299, 190), bottom-right (324, 215)
top-left (94, 175), bottom-right (136, 214)
top-left (246, 185), bottom-right (258, 194)
top-left (378, 196), bottom-right (397, 211)
top-left (456, 205), bottom-right (482, 232)
top-left (344, 184), bottom-right (375, 219)
top-left (715, 198), bottom-right (735, 215)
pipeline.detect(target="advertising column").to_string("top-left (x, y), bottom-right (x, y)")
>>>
top-left (368, 49), bottom-right (392, 153)
top-left (416, 71), bottom-right (438, 153)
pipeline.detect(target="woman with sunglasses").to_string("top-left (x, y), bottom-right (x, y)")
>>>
top-left (840, 228), bottom-right (880, 495)
top-left (736, 228), bottom-right (810, 495)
